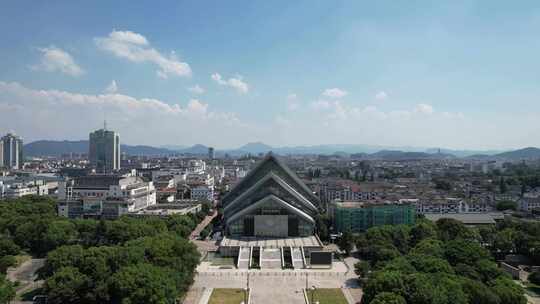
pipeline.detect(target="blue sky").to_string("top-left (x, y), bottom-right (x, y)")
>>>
top-left (1, 1), bottom-right (540, 149)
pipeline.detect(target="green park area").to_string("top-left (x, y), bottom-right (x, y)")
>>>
top-left (208, 288), bottom-right (249, 304)
top-left (306, 288), bottom-right (348, 304)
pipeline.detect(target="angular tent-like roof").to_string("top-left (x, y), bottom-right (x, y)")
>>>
top-left (221, 153), bottom-right (320, 207)
top-left (225, 194), bottom-right (316, 226)
top-left (223, 171), bottom-right (318, 217)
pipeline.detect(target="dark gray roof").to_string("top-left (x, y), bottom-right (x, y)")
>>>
top-left (424, 213), bottom-right (497, 224)
top-left (222, 153), bottom-right (319, 206)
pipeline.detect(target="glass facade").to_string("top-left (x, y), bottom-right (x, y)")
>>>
top-left (333, 204), bottom-right (416, 233)
top-left (228, 199), bottom-right (315, 237)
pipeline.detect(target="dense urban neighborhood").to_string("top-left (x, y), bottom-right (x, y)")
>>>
top-left (0, 127), bottom-right (539, 303)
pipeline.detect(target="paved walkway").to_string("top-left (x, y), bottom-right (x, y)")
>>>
top-left (198, 288), bottom-right (213, 304)
top-left (190, 210), bottom-right (217, 240)
top-left (6, 258), bottom-right (45, 302)
top-left (188, 267), bottom-right (360, 304)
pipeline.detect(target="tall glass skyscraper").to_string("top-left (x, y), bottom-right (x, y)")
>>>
top-left (1, 133), bottom-right (23, 170)
top-left (89, 127), bottom-right (120, 173)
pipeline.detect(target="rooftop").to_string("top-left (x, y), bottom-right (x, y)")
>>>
top-left (424, 213), bottom-right (504, 225)
top-left (220, 235), bottom-right (322, 248)
top-left (332, 200), bottom-right (414, 208)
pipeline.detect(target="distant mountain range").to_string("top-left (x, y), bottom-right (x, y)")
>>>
top-left (23, 140), bottom-right (540, 160)
top-left (493, 147), bottom-right (540, 160)
top-left (24, 140), bottom-right (174, 157)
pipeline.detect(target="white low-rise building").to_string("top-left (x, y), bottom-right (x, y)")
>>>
top-left (519, 192), bottom-right (540, 213)
top-left (414, 197), bottom-right (493, 214)
top-left (58, 174), bottom-right (156, 218)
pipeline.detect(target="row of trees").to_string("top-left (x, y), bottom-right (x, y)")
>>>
top-left (478, 218), bottom-right (540, 263)
top-left (41, 233), bottom-right (199, 303)
top-left (0, 196), bottom-right (207, 304)
top-left (350, 219), bottom-right (527, 304)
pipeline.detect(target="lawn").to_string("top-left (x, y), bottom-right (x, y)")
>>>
top-left (306, 288), bottom-right (348, 304)
top-left (208, 288), bottom-right (249, 304)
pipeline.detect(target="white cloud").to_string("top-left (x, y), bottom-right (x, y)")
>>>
top-left (322, 88), bottom-right (348, 99)
top-left (311, 99), bottom-right (331, 110)
top-left (2, 82), bottom-right (526, 150)
top-left (414, 103), bottom-right (434, 115)
top-left (211, 73), bottom-right (249, 94)
top-left (109, 30), bottom-right (148, 45)
top-left (105, 80), bottom-right (118, 94)
top-left (375, 91), bottom-right (388, 101)
top-left (32, 46), bottom-right (84, 77)
top-left (287, 93), bottom-right (297, 100)
top-left (95, 30), bottom-right (191, 79)
top-left (442, 111), bottom-right (465, 119)
top-left (0, 81), bottom-right (246, 146)
top-left (287, 93), bottom-right (299, 110)
top-left (188, 85), bottom-right (205, 94)
top-left (274, 115), bottom-right (291, 127)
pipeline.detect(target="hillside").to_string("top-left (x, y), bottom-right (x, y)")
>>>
top-left (24, 140), bottom-right (175, 157)
top-left (495, 147), bottom-right (540, 160)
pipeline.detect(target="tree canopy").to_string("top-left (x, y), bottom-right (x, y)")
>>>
top-left (0, 196), bottom-right (207, 304)
top-left (356, 218), bottom-right (527, 304)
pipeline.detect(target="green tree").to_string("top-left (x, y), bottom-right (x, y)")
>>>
top-left (42, 245), bottom-right (85, 277)
top-left (436, 218), bottom-right (474, 242)
top-left (404, 273), bottom-right (468, 304)
top-left (528, 271), bottom-right (540, 285)
top-left (475, 259), bottom-right (507, 283)
top-left (434, 179), bottom-right (452, 191)
top-left (409, 221), bottom-right (437, 246)
top-left (493, 228), bottom-right (517, 254)
top-left (407, 254), bottom-right (454, 274)
top-left (496, 200), bottom-right (517, 211)
top-left (354, 260), bottom-right (371, 278)
top-left (0, 237), bottom-right (20, 256)
top-left (44, 266), bottom-right (91, 304)
top-left (370, 245), bottom-right (401, 266)
top-left (499, 177), bottom-right (507, 193)
top-left (478, 225), bottom-right (497, 247)
top-left (0, 276), bottom-right (15, 304)
top-left (109, 263), bottom-right (178, 304)
top-left (461, 278), bottom-right (501, 304)
top-left (315, 214), bottom-right (330, 242)
top-left (370, 292), bottom-right (406, 304)
top-left (409, 239), bottom-right (444, 258)
top-left (381, 257), bottom-right (415, 274)
top-left (338, 230), bottom-right (354, 255)
top-left (43, 220), bottom-right (79, 252)
top-left (0, 256), bottom-right (16, 274)
top-left (489, 277), bottom-right (526, 304)
top-left (362, 271), bottom-right (406, 303)
top-left (443, 239), bottom-right (491, 266)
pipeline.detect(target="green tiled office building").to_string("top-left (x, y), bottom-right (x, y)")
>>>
top-left (330, 201), bottom-right (416, 233)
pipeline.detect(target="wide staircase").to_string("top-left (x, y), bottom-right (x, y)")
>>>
top-left (260, 248), bottom-right (282, 269)
top-left (291, 247), bottom-right (305, 269)
top-left (237, 247), bottom-right (251, 269)
top-left (282, 247), bottom-right (293, 269)
top-left (250, 246), bottom-right (261, 269)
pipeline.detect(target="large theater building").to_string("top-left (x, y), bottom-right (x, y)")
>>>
top-left (219, 153), bottom-right (328, 269)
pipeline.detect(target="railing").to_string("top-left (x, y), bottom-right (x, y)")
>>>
top-left (196, 271), bottom-right (347, 277)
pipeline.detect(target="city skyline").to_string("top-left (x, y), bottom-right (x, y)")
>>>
top-left (2, 1), bottom-right (540, 150)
